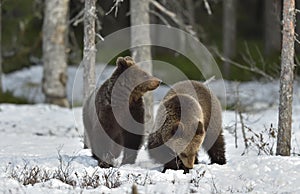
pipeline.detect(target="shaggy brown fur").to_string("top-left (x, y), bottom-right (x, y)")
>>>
top-left (148, 80), bottom-right (226, 173)
top-left (83, 56), bottom-right (160, 167)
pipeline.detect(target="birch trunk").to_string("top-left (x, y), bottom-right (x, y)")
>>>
top-left (222, 0), bottom-right (236, 78)
top-left (42, 0), bottom-right (70, 107)
top-left (130, 0), bottom-right (153, 133)
top-left (276, 0), bottom-right (296, 156)
top-left (83, 0), bottom-right (97, 149)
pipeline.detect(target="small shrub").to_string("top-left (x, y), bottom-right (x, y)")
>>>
top-left (243, 124), bottom-right (277, 155)
top-left (127, 172), bottom-right (152, 186)
top-left (103, 168), bottom-right (121, 189)
top-left (5, 149), bottom-right (123, 189)
top-left (6, 163), bottom-right (52, 186)
top-left (77, 170), bottom-right (100, 189)
top-left (53, 149), bottom-right (76, 187)
top-left (190, 169), bottom-right (206, 188)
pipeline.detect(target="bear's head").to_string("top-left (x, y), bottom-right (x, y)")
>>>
top-left (115, 56), bottom-right (161, 101)
top-left (160, 94), bottom-right (205, 169)
top-left (168, 121), bottom-right (205, 169)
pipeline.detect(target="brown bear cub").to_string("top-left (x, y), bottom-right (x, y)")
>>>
top-left (148, 80), bottom-right (226, 173)
top-left (83, 56), bottom-right (161, 167)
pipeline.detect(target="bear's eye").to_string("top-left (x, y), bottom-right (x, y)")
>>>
top-left (180, 153), bottom-right (187, 158)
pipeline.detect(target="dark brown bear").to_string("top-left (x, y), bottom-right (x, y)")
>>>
top-left (83, 56), bottom-right (161, 167)
top-left (148, 80), bottom-right (226, 173)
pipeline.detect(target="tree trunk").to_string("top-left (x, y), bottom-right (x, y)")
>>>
top-left (222, 0), bottom-right (236, 78)
top-left (42, 0), bottom-right (70, 107)
top-left (276, 0), bottom-right (296, 156)
top-left (264, 0), bottom-right (282, 55)
top-left (83, 0), bottom-right (97, 149)
top-left (0, 0), bottom-right (2, 93)
top-left (130, 0), bottom-right (153, 133)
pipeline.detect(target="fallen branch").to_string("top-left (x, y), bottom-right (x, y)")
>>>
top-left (214, 49), bottom-right (275, 81)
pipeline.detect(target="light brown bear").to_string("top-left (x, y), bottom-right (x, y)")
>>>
top-left (148, 80), bottom-right (226, 173)
top-left (83, 56), bottom-right (161, 167)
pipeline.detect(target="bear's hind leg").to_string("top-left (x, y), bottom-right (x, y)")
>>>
top-left (204, 132), bottom-right (226, 165)
top-left (194, 155), bottom-right (199, 164)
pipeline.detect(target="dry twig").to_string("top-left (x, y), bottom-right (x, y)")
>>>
top-left (106, 0), bottom-right (124, 17)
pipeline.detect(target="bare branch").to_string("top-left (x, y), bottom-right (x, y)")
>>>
top-left (148, 9), bottom-right (171, 27)
top-left (150, 0), bottom-right (177, 21)
top-left (150, 0), bottom-right (197, 38)
top-left (214, 49), bottom-right (275, 81)
top-left (295, 32), bottom-right (300, 45)
top-left (203, 0), bottom-right (212, 15)
top-left (96, 33), bottom-right (104, 41)
top-left (106, 0), bottom-right (124, 17)
top-left (203, 76), bottom-right (215, 85)
top-left (69, 9), bottom-right (85, 26)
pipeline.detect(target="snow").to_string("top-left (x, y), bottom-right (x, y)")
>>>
top-left (2, 65), bottom-right (115, 105)
top-left (1, 67), bottom-right (300, 193)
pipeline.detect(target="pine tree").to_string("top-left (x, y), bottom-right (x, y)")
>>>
top-left (83, 0), bottom-right (97, 149)
top-left (42, 0), bottom-right (70, 107)
top-left (276, 0), bottom-right (296, 156)
top-left (130, 0), bottom-right (153, 133)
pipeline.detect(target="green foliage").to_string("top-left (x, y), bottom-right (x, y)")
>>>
top-left (153, 52), bottom-right (204, 81)
top-left (2, 0), bottom-right (43, 73)
top-left (0, 90), bottom-right (30, 104)
top-left (2, 0), bottom-right (297, 81)
top-left (214, 40), bottom-right (281, 81)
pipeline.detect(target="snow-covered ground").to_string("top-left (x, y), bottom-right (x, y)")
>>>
top-left (1, 66), bottom-right (300, 193)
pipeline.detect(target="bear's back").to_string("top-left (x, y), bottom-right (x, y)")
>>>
top-left (164, 80), bottom-right (222, 149)
top-left (165, 81), bottom-right (216, 128)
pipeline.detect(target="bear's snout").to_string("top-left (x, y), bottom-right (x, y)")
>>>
top-left (146, 77), bottom-right (161, 90)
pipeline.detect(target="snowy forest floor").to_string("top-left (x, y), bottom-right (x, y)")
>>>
top-left (1, 66), bottom-right (300, 193)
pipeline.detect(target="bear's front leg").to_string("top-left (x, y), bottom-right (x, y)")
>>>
top-left (162, 156), bottom-right (190, 174)
top-left (121, 131), bottom-right (144, 164)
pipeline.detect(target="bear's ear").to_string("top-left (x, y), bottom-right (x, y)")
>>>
top-left (116, 56), bottom-right (135, 69)
top-left (171, 122), bottom-right (185, 138)
top-left (196, 121), bottom-right (205, 135)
